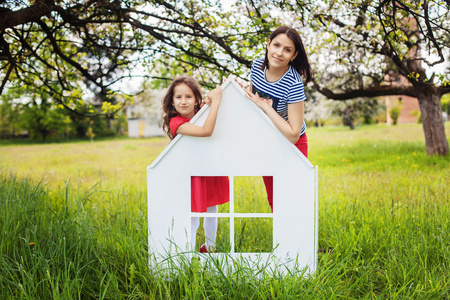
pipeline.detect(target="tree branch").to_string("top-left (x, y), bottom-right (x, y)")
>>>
top-left (313, 80), bottom-right (418, 100)
top-left (0, 0), bottom-right (55, 31)
top-left (422, 0), bottom-right (445, 66)
top-left (36, 19), bottom-right (107, 93)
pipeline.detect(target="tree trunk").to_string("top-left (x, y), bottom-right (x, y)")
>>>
top-left (416, 88), bottom-right (449, 156)
top-left (343, 107), bottom-right (355, 130)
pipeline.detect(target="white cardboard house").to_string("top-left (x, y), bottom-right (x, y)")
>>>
top-left (147, 78), bottom-right (318, 275)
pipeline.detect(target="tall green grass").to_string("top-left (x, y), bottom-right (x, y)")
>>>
top-left (1, 123), bottom-right (449, 299)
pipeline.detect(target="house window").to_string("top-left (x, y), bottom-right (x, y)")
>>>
top-left (191, 176), bottom-right (273, 253)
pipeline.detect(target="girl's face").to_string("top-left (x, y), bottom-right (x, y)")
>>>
top-left (267, 33), bottom-right (298, 70)
top-left (172, 83), bottom-right (197, 119)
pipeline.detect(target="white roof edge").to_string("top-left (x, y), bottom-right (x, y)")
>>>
top-left (221, 76), bottom-right (249, 97)
top-left (149, 103), bottom-right (212, 169)
top-left (223, 77), bottom-right (313, 168)
top-left (148, 77), bottom-right (314, 170)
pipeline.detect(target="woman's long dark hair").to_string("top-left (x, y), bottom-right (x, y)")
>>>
top-left (261, 26), bottom-right (313, 83)
top-left (161, 76), bottom-right (202, 140)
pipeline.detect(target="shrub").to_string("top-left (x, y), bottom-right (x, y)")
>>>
top-left (389, 101), bottom-right (402, 125)
top-left (411, 109), bottom-right (422, 123)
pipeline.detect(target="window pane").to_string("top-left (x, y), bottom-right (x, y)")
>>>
top-left (234, 176), bottom-right (272, 213)
top-left (191, 176), bottom-right (230, 213)
top-left (193, 217), bottom-right (230, 253)
top-left (234, 217), bottom-right (273, 253)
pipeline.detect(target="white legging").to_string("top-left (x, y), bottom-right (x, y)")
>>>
top-left (191, 205), bottom-right (218, 250)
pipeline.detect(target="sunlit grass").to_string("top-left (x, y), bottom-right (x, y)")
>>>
top-left (1, 122), bottom-right (449, 298)
top-left (0, 137), bottom-right (167, 190)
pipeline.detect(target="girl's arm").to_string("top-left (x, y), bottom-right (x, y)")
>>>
top-left (176, 86), bottom-right (222, 137)
top-left (245, 82), bottom-right (304, 144)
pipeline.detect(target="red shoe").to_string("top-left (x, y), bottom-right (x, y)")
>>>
top-left (199, 244), bottom-right (216, 253)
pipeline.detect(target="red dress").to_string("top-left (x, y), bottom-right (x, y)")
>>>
top-left (170, 115), bottom-right (230, 212)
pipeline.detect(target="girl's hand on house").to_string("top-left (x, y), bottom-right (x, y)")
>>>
top-left (207, 86), bottom-right (222, 103)
top-left (203, 97), bottom-right (211, 106)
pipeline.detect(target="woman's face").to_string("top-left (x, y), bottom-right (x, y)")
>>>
top-left (172, 83), bottom-right (197, 119)
top-left (266, 33), bottom-right (298, 70)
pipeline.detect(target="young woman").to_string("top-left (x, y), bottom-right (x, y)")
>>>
top-left (245, 26), bottom-right (313, 211)
top-left (161, 76), bottom-right (228, 253)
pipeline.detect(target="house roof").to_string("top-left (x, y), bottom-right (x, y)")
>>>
top-left (149, 77), bottom-right (313, 169)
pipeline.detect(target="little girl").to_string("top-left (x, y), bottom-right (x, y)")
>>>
top-left (161, 76), bottom-right (229, 253)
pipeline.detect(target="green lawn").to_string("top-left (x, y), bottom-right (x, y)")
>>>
top-left (1, 123), bottom-right (449, 299)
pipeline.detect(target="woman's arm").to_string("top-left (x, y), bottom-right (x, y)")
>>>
top-left (245, 82), bottom-right (304, 144)
top-left (176, 86), bottom-right (222, 137)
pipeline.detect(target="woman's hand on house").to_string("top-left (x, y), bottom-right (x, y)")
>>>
top-left (244, 88), bottom-right (273, 110)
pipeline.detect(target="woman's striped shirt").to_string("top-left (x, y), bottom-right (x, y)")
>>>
top-left (250, 58), bottom-right (306, 136)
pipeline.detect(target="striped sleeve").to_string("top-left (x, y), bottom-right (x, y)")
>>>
top-left (286, 78), bottom-right (306, 104)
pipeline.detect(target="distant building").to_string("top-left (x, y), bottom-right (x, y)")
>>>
top-left (384, 75), bottom-right (421, 125)
top-left (128, 117), bottom-right (164, 138)
top-left (127, 89), bottom-right (165, 138)
top-left (384, 95), bottom-right (420, 125)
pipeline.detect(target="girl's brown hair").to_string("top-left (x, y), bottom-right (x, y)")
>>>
top-left (161, 76), bottom-right (202, 139)
top-left (261, 26), bottom-right (313, 84)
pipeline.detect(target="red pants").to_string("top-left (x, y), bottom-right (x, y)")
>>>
top-left (263, 133), bottom-right (308, 212)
